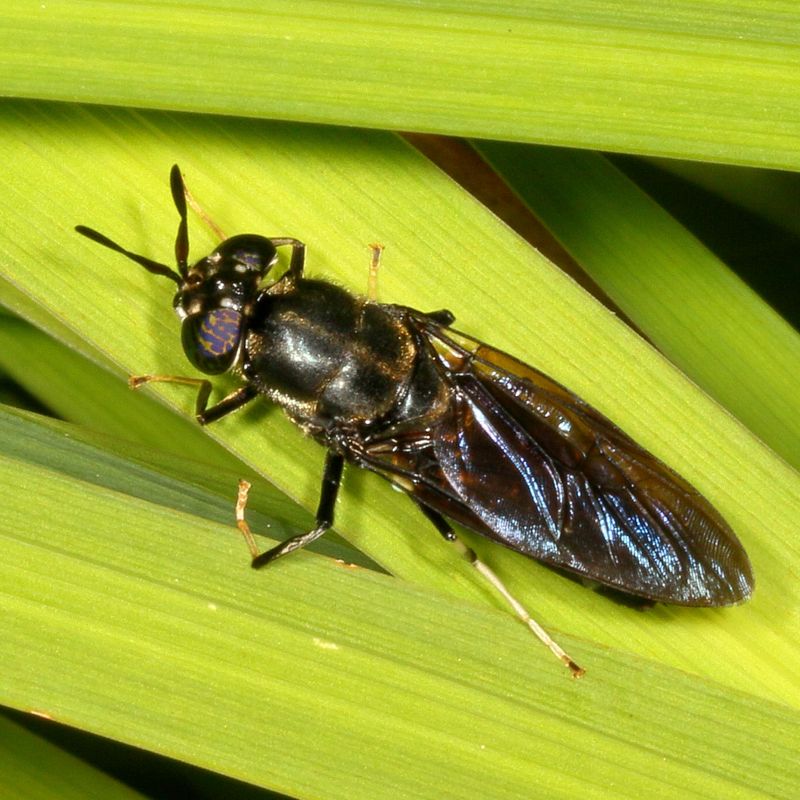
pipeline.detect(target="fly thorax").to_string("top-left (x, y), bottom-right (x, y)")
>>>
top-left (242, 280), bottom-right (416, 425)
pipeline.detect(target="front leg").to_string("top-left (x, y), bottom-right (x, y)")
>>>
top-left (129, 375), bottom-right (257, 424)
top-left (269, 237), bottom-right (306, 280)
top-left (236, 450), bottom-right (345, 568)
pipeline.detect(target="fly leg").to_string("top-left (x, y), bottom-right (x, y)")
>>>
top-left (181, 181), bottom-right (227, 242)
top-left (237, 451), bottom-right (345, 568)
top-left (172, 165), bottom-right (307, 276)
top-left (129, 375), bottom-right (257, 424)
top-left (367, 243), bottom-right (384, 301)
top-left (366, 244), bottom-right (454, 325)
top-left (269, 237), bottom-right (307, 280)
top-left (415, 501), bottom-right (585, 677)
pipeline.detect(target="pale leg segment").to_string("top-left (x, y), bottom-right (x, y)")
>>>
top-left (415, 500), bottom-right (584, 677)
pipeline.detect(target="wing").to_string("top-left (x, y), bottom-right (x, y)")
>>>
top-left (361, 320), bottom-right (753, 606)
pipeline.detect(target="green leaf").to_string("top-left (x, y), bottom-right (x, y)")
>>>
top-left (1, 1), bottom-right (800, 167)
top-left (2, 407), bottom-right (799, 800)
top-left (0, 713), bottom-right (148, 800)
top-left (1, 100), bottom-right (798, 797)
top-left (476, 142), bottom-right (800, 468)
top-left (0, 311), bottom-right (250, 464)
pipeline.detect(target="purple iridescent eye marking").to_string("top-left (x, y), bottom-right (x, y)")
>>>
top-left (199, 308), bottom-right (242, 357)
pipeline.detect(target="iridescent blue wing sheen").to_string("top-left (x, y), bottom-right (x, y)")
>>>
top-left (363, 322), bottom-right (753, 606)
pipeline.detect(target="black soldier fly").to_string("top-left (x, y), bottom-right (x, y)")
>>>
top-left (76, 165), bottom-right (754, 676)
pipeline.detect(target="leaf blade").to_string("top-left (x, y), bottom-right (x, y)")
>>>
top-left (2, 1), bottom-right (800, 166)
top-left (2, 424), bottom-right (798, 799)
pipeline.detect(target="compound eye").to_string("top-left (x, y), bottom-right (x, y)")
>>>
top-left (181, 308), bottom-right (243, 374)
